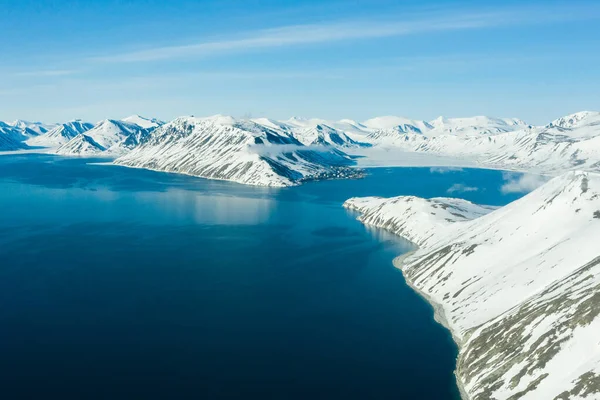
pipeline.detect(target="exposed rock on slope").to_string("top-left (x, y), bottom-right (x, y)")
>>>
top-left (344, 172), bottom-right (600, 400)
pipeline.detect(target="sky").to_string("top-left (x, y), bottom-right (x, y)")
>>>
top-left (1, 0), bottom-right (599, 124)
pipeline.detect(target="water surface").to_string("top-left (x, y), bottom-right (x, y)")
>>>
top-left (0, 155), bottom-right (525, 399)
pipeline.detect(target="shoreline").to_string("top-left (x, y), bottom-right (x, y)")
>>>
top-left (392, 252), bottom-right (470, 400)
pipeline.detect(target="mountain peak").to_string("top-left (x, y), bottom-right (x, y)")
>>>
top-left (122, 115), bottom-right (164, 129)
top-left (549, 111), bottom-right (600, 129)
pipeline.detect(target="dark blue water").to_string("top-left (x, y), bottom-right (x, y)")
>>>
top-left (0, 155), bottom-right (525, 399)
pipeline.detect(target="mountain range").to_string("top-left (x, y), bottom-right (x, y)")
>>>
top-left (2, 111), bottom-right (600, 186)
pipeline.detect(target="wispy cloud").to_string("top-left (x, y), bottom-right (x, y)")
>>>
top-left (447, 183), bottom-right (479, 194)
top-left (90, 4), bottom-right (600, 64)
top-left (11, 69), bottom-right (78, 78)
top-left (501, 172), bottom-right (550, 194)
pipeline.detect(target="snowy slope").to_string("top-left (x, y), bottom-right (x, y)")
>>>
top-left (114, 115), bottom-right (361, 187)
top-left (345, 196), bottom-right (495, 247)
top-left (0, 130), bottom-right (28, 151)
top-left (122, 115), bottom-right (164, 130)
top-left (548, 111), bottom-right (600, 132)
top-left (27, 120), bottom-right (94, 147)
top-left (363, 116), bottom-right (433, 133)
top-left (345, 171), bottom-right (600, 400)
top-left (55, 134), bottom-right (106, 155)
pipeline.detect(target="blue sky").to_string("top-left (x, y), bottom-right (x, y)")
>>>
top-left (1, 0), bottom-right (599, 124)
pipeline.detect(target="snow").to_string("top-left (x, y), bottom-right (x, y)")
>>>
top-left (121, 115), bottom-right (164, 130)
top-left (549, 111), bottom-right (600, 130)
top-left (362, 115), bottom-right (433, 133)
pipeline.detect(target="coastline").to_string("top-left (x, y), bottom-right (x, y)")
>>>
top-left (392, 252), bottom-right (470, 400)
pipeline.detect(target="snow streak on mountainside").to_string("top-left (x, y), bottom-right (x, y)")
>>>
top-left (345, 172), bottom-right (600, 400)
top-left (114, 116), bottom-right (361, 187)
top-left (26, 120), bottom-right (94, 147)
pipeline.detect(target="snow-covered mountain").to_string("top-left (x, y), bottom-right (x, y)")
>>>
top-left (0, 121), bottom-right (27, 145)
top-left (345, 196), bottom-right (496, 247)
top-left (27, 120), bottom-right (94, 147)
top-left (77, 119), bottom-right (150, 154)
top-left (548, 110), bottom-right (600, 131)
top-left (55, 134), bottom-right (106, 155)
top-left (254, 118), bottom-right (369, 148)
top-left (121, 115), bottom-right (164, 130)
top-left (9, 120), bottom-right (55, 136)
top-left (360, 112), bottom-right (600, 175)
top-left (345, 171), bottom-right (600, 400)
top-left (114, 115), bottom-right (361, 187)
top-left (428, 116), bottom-right (529, 135)
top-left (363, 115), bottom-right (434, 133)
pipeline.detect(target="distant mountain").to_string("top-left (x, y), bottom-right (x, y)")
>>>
top-left (55, 134), bottom-right (106, 155)
top-left (81, 119), bottom-right (150, 154)
top-left (1, 122), bottom-right (23, 144)
top-left (9, 120), bottom-right (55, 136)
top-left (362, 116), bottom-right (434, 133)
top-left (121, 115), bottom-right (164, 130)
top-left (27, 120), bottom-right (94, 147)
top-left (254, 118), bottom-right (369, 148)
top-left (358, 112), bottom-right (600, 174)
top-left (4, 110), bottom-right (600, 178)
top-left (114, 115), bottom-right (360, 187)
top-left (428, 115), bottom-right (529, 135)
top-left (548, 111), bottom-right (600, 130)
top-left (345, 171), bottom-right (600, 400)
